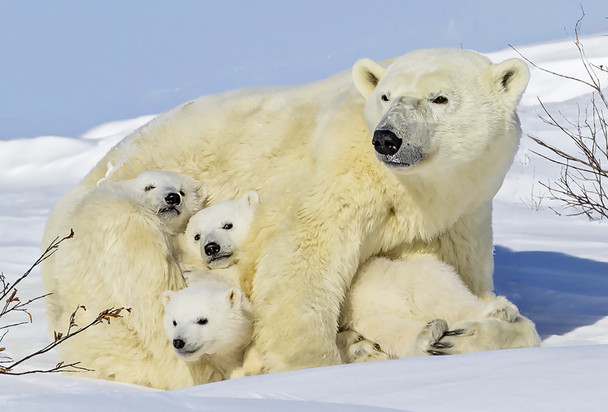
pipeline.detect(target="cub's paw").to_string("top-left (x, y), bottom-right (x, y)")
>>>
top-left (337, 329), bottom-right (391, 363)
top-left (181, 269), bottom-right (201, 285)
top-left (416, 319), bottom-right (467, 356)
top-left (486, 297), bottom-right (519, 322)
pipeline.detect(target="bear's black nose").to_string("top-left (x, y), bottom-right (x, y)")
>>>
top-left (165, 192), bottom-right (181, 206)
top-left (173, 338), bottom-right (185, 349)
top-left (204, 242), bottom-right (221, 256)
top-left (372, 129), bottom-right (402, 156)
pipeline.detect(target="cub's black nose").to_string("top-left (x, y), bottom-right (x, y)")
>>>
top-left (204, 242), bottom-right (221, 256)
top-left (165, 192), bottom-right (181, 206)
top-left (173, 339), bottom-right (185, 349)
top-left (373, 129), bottom-right (402, 156)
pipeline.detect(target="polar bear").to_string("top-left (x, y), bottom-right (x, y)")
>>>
top-left (44, 170), bottom-right (205, 325)
top-left (43, 170), bottom-right (224, 389)
top-left (338, 256), bottom-right (541, 362)
top-left (161, 280), bottom-right (253, 380)
top-left (178, 191), bottom-right (259, 287)
top-left (43, 48), bottom-right (532, 378)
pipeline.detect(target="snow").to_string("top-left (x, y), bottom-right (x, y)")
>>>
top-left (1, 34), bottom-right (607, 411)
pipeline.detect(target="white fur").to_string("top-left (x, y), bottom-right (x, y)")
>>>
top-left (175, 192), bottom-right (267, 378)
top-left (42, 171), bottom-right (219, 389)
top-left (43, 48), bottom-right (533, 377)
top-left (162, 280), bottom-right (253, 380)
top-left (181, 191), bottom-right (539, 371)
top-left (338, 256), bottom-right (541, 362)
top-left (178, 191), bottom-right (259, 287)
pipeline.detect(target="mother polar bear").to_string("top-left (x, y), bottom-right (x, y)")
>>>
top-left (43, 48), bottom-right (534, 375)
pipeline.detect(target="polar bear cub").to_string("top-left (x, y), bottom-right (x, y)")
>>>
top-left (44, 170), bottom-right (215, 389)
top-left (162, 280), bottom-right (253, 380)
top-left (46, 169), bottom-right (206, 327)
top-left (338, 256), bottom-right (541, 363)
top-left (161, 191), bottom-right (260, 380)
top-left (178, 191), bottom-right (259, 287)
top-left (108, 169), bottom-right (206, 234)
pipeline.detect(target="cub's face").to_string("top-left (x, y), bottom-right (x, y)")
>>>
top-left (352, 49), bottom-right (529, 174)
top-left (180, 191), bottom-right (258, 270)
top-left (161, 282), bottom-right (248, 361)
top-left (128, 170), bottom-right (205, 233)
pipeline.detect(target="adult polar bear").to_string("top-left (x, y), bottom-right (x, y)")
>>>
top-left (43, 48), bottom-right (531, 375)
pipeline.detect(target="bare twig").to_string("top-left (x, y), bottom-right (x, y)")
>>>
top-left (1, 230), bottom-right (74, 349)
top-left (0, 229), bottom-right (132, 375)
top-left (514, 14), bottom-right (608, 219)
top-left (0, 230), bottom-right (74, 320)
top-left (0, 305), bottom-right (130, 375)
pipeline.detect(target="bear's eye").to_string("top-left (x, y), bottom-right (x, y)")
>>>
top-left (381, 94), bottom-right (390, 102)
top-left (194, 234), bottom-right (201, 241)
top-left (144, 185), bottom-right (156, 191)
top-left (431, 96), bottom-right (448, 104)
top-left (222, 223), bottom-right (233, 230)
top-left (179, 190), bottom-right (185, 197)
top-left (197, 318), bottom-right (208, 325)
top-left (172, 320), bottom-right (177, 327)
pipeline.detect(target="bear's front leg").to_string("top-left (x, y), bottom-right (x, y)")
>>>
top-left (250, 214), bottom-right (363, 373)
top-left (421, 299), bottom-right (541, 355)
top-left (337, 328), bottom-right (392, 363)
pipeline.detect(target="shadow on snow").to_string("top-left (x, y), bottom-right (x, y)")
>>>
top-left (493, 245), bottom-right (608, 339)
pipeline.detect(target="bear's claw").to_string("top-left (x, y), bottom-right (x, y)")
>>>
top-left (427, 349), bottom-right (448, 356)
top-left (442, 328), bottom-right (465, 336)
top-left (431, 341), bottom-right (453, 349)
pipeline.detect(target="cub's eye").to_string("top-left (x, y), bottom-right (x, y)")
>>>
top-left (194, 234), bottom-right (201, 241)
top-left (179, 190), bottom-right (185, 197)
top-left (381, 94), bottom-right (390, 102)
top-left (172, 320), bottom-right (177, 326)
top-left (431, 96), bottom-right (448, 104)
top-left (197, 318), bottom-right (208, 325)
top-left (222, 223), bottom-right (233, 230)
top-left (144, 185), bottom-right (156, 191)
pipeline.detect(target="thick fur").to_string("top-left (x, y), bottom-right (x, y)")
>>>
top-left (178, 191), bottom-right (259, 287)
top-left (42, 171), bottom-right (221, 389)
top-left (43, 48), bottom-right (532, 376)
top-left (181, 193), bottom-right (539, 369)
top-left (162, 280), bottom-right (253, 380)
top-left (338, 256), bottom-right (541, 362)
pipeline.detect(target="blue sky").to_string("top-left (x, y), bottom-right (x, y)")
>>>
top-left (1, 0), bottom-right (606, 139)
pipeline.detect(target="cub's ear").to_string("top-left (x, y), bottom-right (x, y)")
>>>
top-left (226, 287), bottom-right (243, 309)
top-left (182, 269), bottom-right (195, 286)
top-left (242, 190), bottom-right (259, 207)
top-left (196, 183), bottom-right (208, 208)
top-left (491, 58), bottom-right (530, 109)
top-left (352, 58), bottom-right (387, 98)
top-left (161, 290), bottom-right (175, 307)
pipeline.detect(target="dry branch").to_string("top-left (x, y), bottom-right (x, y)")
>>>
top-left (1, 305), bottom-right (130, 375)
top-left (511, 13), bottom-right (608, 219)
top-left (0, 230), bottom-right (131, 375)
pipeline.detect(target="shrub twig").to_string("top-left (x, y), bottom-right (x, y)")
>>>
top-left (0, 230), bottom-right (131, 375)
top-left (510, 12), bottom-right (608, 219)
top-left (1, 305), bottom-right (130, 375)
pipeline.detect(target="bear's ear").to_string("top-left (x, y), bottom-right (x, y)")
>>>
top-left (161, 290), bottom-right (175, 307)
top-left (490, 58), bottom-right (530, 109)
top-left (226, 287), bottom-right (243, 309)
top-left (352, 58), bottom-right (387, 98)
top-left (243, 190), bottom-right (259, 207)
